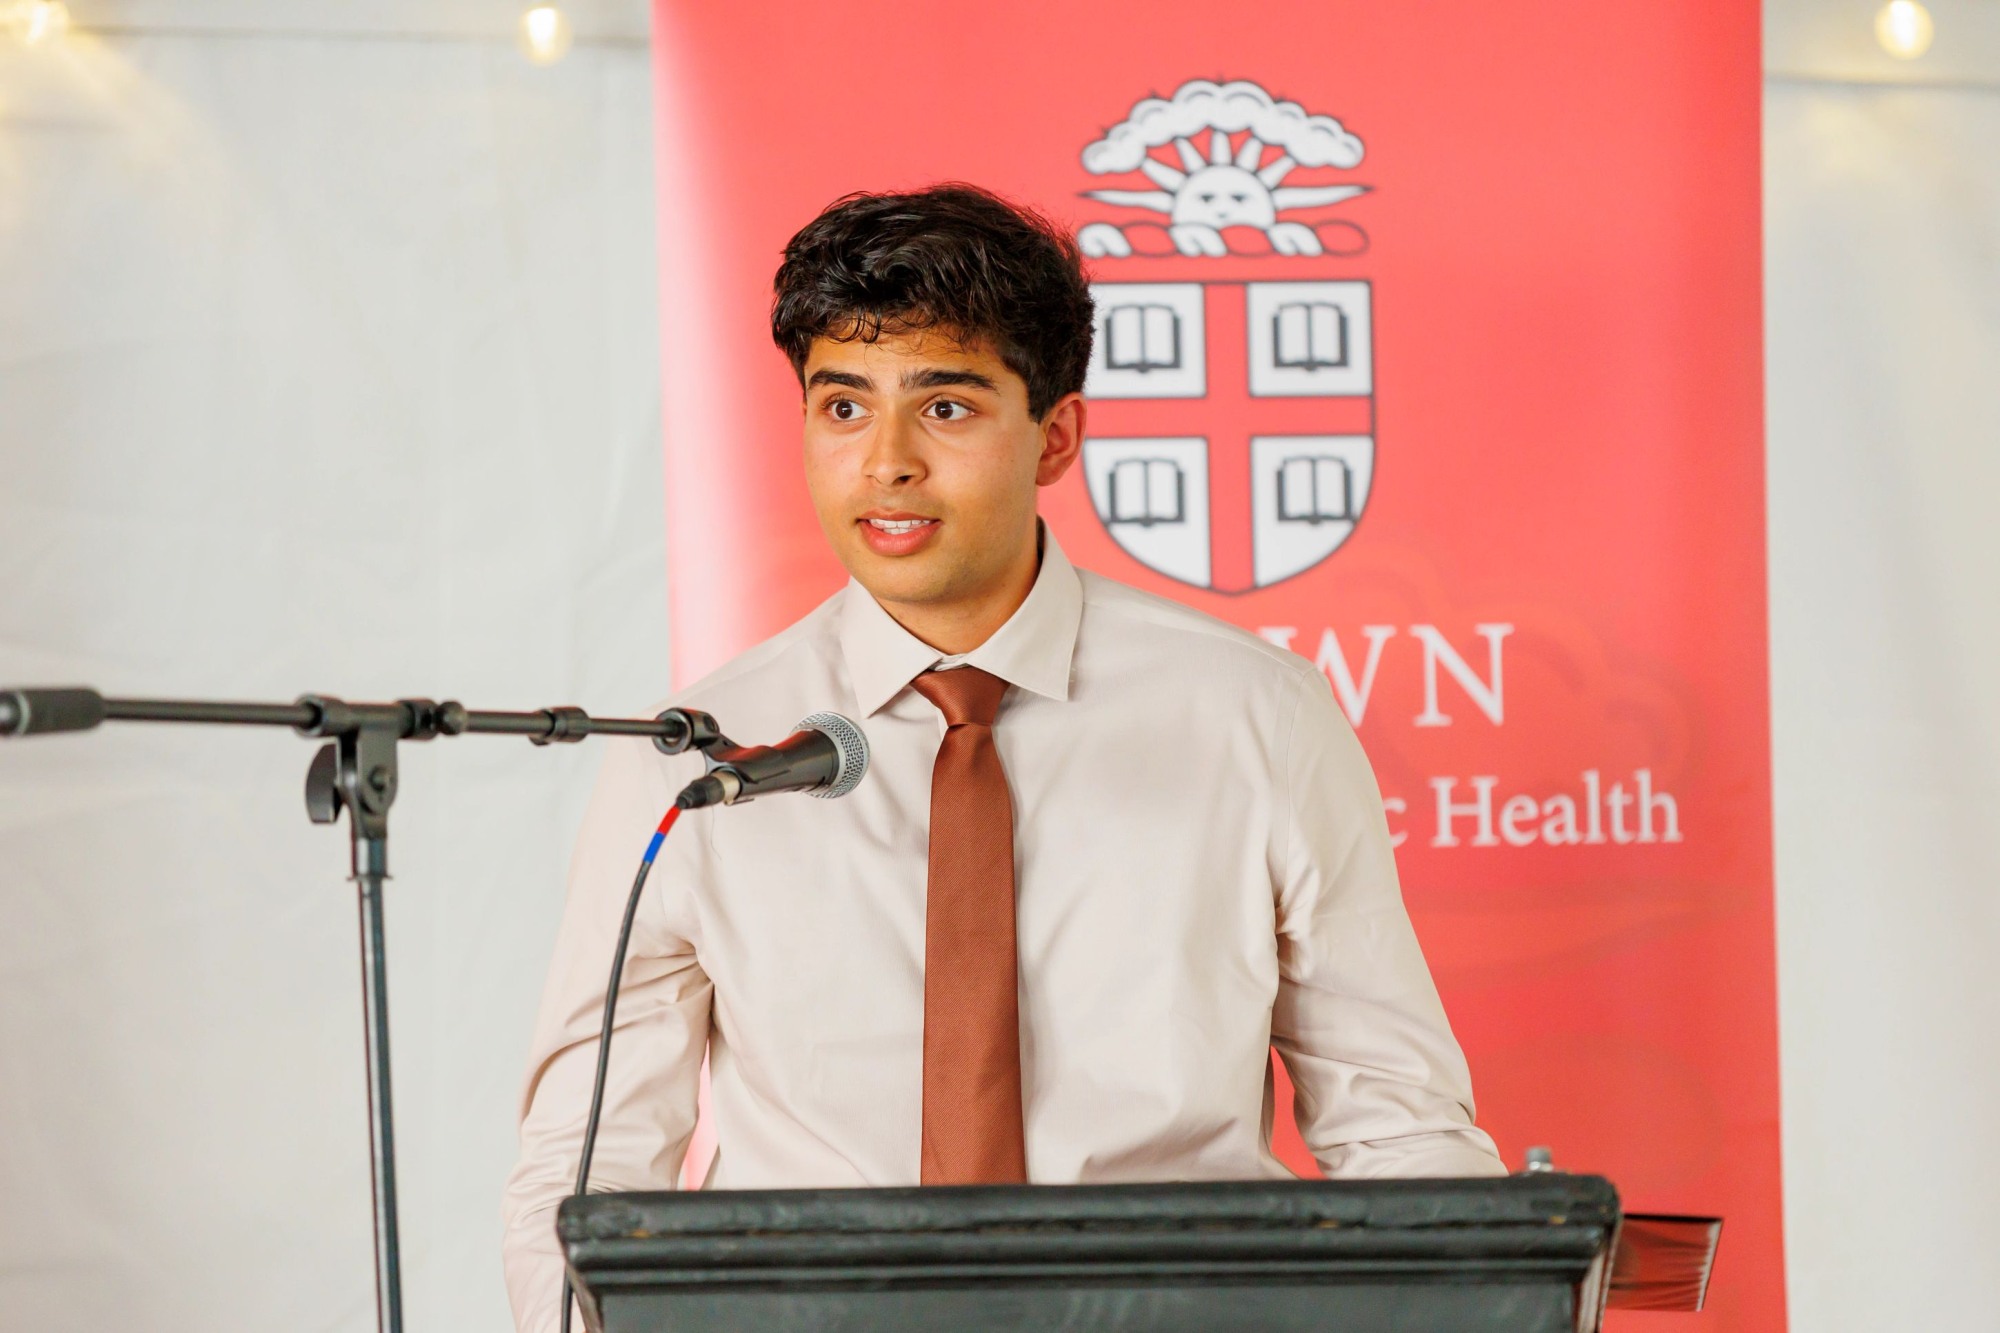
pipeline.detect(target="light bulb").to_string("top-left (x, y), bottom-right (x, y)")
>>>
top-left (1875, 0), bottom-right (1935, 59)
top-left (517, 5), bottom-right (574, 66)
top-left (12, 0), bottom-right (73, 45)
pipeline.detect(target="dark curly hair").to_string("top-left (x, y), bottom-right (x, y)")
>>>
top-left (771, 184), bottom-right (1095, 420)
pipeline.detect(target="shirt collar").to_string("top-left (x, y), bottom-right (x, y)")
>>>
top-left (839, 520), bottom-right (1082, 718)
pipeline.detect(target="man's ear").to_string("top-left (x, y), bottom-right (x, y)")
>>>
top-left (1034, 393), bottom-right (1087, 487)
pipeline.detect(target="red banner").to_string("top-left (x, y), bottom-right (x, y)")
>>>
top-left (651, 3), bottom-right (1778, 1326)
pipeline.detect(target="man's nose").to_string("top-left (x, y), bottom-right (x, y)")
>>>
top-left (861, 412), bottom-right (925, 486)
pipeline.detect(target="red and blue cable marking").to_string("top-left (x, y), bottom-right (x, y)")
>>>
top-left (643, 806), bottom-right (682, 865)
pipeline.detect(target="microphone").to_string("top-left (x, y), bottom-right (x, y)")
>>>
top-left (674, 712), bottom-right (869, 809)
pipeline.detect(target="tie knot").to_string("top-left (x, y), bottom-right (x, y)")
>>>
top-left (910, 666), bottom-right (1009, 728)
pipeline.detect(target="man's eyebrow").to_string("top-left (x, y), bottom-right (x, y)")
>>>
top-left (806, 369), bottom-right (873, 391)
top-left (902, 367), bottom-right (1000, 393)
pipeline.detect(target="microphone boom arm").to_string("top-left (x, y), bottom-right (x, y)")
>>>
top-left (0, 684), bottom-right (717, 750)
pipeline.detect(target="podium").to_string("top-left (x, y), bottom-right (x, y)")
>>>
top-left (560, 1175), bottom-right (1626, 1332)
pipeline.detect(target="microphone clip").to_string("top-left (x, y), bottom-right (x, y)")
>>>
top-left (648, 709), bottom-right (762, 809)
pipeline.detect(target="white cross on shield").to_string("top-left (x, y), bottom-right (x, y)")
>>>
top-left (1081, 279), bottom-right (1376, 593)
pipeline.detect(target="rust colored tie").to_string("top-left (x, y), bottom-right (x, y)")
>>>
top-left (909, 666), bottom-right (1027, 1185)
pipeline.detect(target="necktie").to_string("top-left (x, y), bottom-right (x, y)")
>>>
top-left (909, 666), bottom-right (1027, 1184)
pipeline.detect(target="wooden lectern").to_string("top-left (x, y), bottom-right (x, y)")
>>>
top-left (560, 1175), bottom-right (1647, 1332)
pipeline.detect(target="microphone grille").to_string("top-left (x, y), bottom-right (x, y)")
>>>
top-left (795, 711), bottom-right (868, 799)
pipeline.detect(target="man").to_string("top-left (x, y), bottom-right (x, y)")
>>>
top-left (502, 185), bottom-right (1504, 1331)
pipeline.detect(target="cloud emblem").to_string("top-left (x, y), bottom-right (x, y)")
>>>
top-left (1078, 79), bottom-right (1369, 259)
top-left (1081, 79), bottom-right (1365, 176)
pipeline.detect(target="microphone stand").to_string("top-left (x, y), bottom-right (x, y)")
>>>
top-left (0, 686), bottom-right (714, 1333)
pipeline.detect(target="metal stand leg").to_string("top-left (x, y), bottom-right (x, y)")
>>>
top-left (308, 710), bottom-right (415, 1333)
top-left (354, 835), bottom-right (404, 1333)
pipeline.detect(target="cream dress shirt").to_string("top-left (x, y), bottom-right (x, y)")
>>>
top-left (501, 525), bottom-right (1504, 1331)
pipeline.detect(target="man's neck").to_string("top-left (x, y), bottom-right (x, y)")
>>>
top-left (879, 526), bottom-right (1044, 656)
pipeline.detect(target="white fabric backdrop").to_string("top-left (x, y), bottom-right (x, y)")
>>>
top-left (1765, 69), bottom-right (2000, 1333)
top-left (0, 5), bottom-right (665, 1331)
top-left (0, 2), bottom-right (1995, 1330)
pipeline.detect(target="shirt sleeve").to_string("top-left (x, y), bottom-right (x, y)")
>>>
top-left (501, 733), bottom-right (714, 1333)
top-left (1268, 667), bottom-right (1508, 1179)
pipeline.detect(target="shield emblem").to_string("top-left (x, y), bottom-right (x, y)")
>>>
top-left (1072, 79), bottom-right (1377, 592)
top-left (1083, 278), bottom-right (1376, 592)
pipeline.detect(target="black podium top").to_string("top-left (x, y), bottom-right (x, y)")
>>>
top-left (561, 1175), bottom-right (1621, 1333)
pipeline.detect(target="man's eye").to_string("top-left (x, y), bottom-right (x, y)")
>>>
top-left (828, 399), bottom-right (862, 421)
top-left (928, 401), bottom-right (970, 422)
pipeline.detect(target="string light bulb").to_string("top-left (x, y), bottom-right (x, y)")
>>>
top-left (9, 0), bottom-right (72, 45)
top-left (1875, 0), bottom-right (1935, 59)
top-left (517, 5), bottom-right (574, 66)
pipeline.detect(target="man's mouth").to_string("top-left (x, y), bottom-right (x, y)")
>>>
top-left (857, 513), bottom-right (942, 555)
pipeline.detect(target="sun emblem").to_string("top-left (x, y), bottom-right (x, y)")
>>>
top-left (1078, 79), bottom-right (1368, 259)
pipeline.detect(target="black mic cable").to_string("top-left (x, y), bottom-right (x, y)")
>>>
top-left (560, 804), bottom-right (682, 1333)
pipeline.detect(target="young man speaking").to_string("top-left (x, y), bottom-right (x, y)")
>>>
top-left (502, 186), bottom-right (1503, 1329)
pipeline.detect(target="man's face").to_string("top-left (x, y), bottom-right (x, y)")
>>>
top-left (801, 329), bottom-right (1082, 622)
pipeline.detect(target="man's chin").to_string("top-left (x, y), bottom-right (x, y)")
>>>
top-left (847, 552), bottom-right (962, 609)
